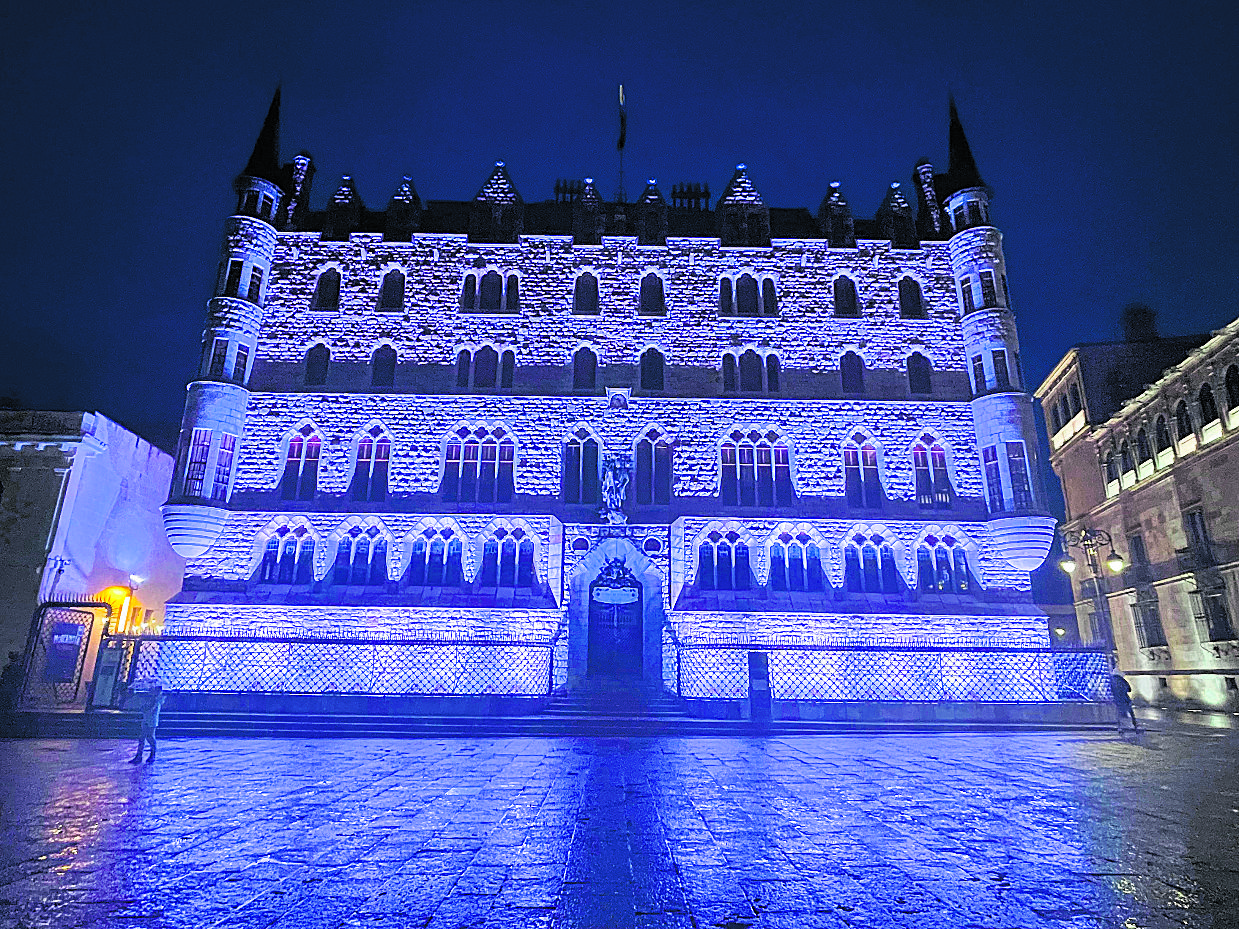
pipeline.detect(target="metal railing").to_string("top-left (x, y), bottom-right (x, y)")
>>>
top-left (95, 630), bottom-right (566, 702)
top-left (671, 638), bottom-right (1112, 703)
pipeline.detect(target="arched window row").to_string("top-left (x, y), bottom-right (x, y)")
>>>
top-left (718, 274), bottom-right (779, 318)
top-left (456, 346), bottom-right (516, 390)
top-left (460, 270), bottom-right (520, 313)
top-left (302, 343), bottom-right (403, 388)
top-left (768, 534), bottom-right (826, 591)
top-left (722, 350), bottom-right (780, 394)
top-left (442, 426), bottom-right (515, 504)
top-left (256, 523), bottom-right (539, 591)
top-left (720, 430), bottom-right (795, 507)
top-left (696, 530), bottom-right (752, 590)
top-left (1047, 380), bottom-right (1084, 435)
top-left (915, 536), bottom-right (971, 594)
top-left (843, 535), bottom-right (901, 594)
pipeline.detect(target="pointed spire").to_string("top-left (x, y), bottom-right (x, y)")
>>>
top-left (385, 176), bottom-right (422, 241)
top-left (938, 95), bottom-right (985, 197)
top-left (819, 180), bottom-right (856, 248)
top-left (877, 182), bottom-right (918, 248)
top-left (323, 175), bottom-right (363, 241)
top-left (579, 177), bottom-right (602, 206)
top-left (639, 178), bottom-right (665, 205)
top-left (243, 87), bottom-right (283, 186)
top-left (718, 164), bottom-right (764, 206)
top-left (475, 161), bottom-right (522, 204)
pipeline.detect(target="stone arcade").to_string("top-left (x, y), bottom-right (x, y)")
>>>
top-left (157, 91), bottom-right (1068, 708)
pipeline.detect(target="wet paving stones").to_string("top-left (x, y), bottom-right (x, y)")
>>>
top-left (0, 731), bottom-right (1237, 928)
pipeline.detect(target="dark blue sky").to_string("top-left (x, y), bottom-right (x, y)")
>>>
top-left (3, 0), bottom-right (1238, 453)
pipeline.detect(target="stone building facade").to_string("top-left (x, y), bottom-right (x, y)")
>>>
top-left (159, 92), bottom-right (1059, 700)
top-left (1038, 319), bottom-right (1239, 709)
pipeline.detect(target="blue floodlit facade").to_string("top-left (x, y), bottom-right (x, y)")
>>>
top-left (158, 92), bottom-right (1060, 700)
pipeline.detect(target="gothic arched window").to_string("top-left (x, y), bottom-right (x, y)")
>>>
top-left (722, 354), bottom-right (737, 392)
top-left (573, 347), bottom-right (597, 390)
top-left (840, 352), bottom-right (865, 394)
top-left (762, 278), bottom-right (778, 317)
top-left (696, 531), bottom-right (750, 590)
top-left (718, 278), bottom-right (733, 316)
top-left (907, 352), bottom-right (933, 395)
top-left (769, 536), bottom-right (825, 592)
top-left (505, 274), bottom-right (520, 312)
top-left (479, 271), bottom-right (503, 311)
top-left (371, 345), bottom-right (396, 388)
top-left (573, 273), bottom-right (599, 315)
top-left (720, 431), bottom-right (794, 506)
top-left (405, 532), bottom-right (464, 588)
top-left (736, 274), bottom-right (759, 317)
top-left (304, 344), bottom-right (329, 386)
top-left (477, 530), bottom-right (536, 589)
top-left (310, 269), bottom-right (340, 312)
top-left (279, 427), bottom-right (320, 501)
top-left (1226, 364), bottom-right (1239, 412)
top-left (1155, 415), bottom-right (1172, 452)
top-left (640, 348), bottom-right (665, 391)
top-left (1104, 450), bottom-right (1119, 484)
top-left (843, 435), bottom-right (882, 508)
top-left (473, 346), bottom-right (499, 389)
top-left (1176, 399), bottom-right (1193, 440)
top-left (1120, 440), bottom-right (1134, 474)
top-left (562, 428), bottom-right (600, 504)
top-left (378, 270), bottom-right (404, 311)
top-left (1199, 383), bottom-right (1220, 425)
top-left (639, 274), bottom-right (665, 316)
top-left (331, 527), bottom-right (387, 587)
top-left (844, 545), bottom-right (862, 592)
top-left (880, 545), bottom-right (900, 593)
top-left (834, 277), bottom-right (858, 317)
top-left (441, 428), bottom-right (515, 503)
top-left (634, 429), bottom-right (672, 505)
top-left (739, 350), bottom-right (762, 392)
top-left (460, 273), bottom-right (476, 310)
top-left (1135, 428), bottom-right (1152, 464)
top-left (912, 437), bottom-right (952, 509)
top-left (898, 277), bottom-right (925, 318)
top-left (349, 427), bottom-right (391, 502)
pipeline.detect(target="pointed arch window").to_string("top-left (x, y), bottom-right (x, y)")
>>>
top-left (1199, 383), bottom-right (1220, 425)
top-left (898, 277), bottom-right (925, 318)
top-left (834, 277), bottom-right (859, 317)
top-left (1135, 428), bottom-right (1152, 464)
top-left (371, 345), bottom-right (396, 388)
top-left (635, 428), bottom-right (672, 505)
top-left (736, 274), bottom-right (759, 317)
top-left (441, 428), bottom-right (515, 503)
top-left (1176, 400), bottom-right (1193, 440)
top-left (761, 279), bottom-right (778, 317)
top-left (304, 344), bottom-right (330, 386)
top-left (720, 430), bottom-right (794, 506)
top-left (350, 427), bottom-right (391, 502)
top-left (718, 278), bottom-right (733, 316)
top-left (260, 532), bottom-right (315, 585)
top-left (913, 437), bottom-right (952, 509)
top-left (378, 270), bottom-right (405, 311)
top-left (769, 535), bottom-right (824, 592)
top-left (573, 273), bottom-right (599, 315)
top-left (573, 347), bottom-right (597, 390)
top-left (279, 427), bottom-right (321, 501)
top-left (639, 274), bottom-right (665, 316)
top-left (1155, 416), bottom-right (1173, 452)
top-left (843, 435), bottom-right (883, 508)
top-left (696, 531), bottom-right (750, 590)
top-left (1104, 450), bottom-right (1119, 484)
top-left (907, 352), bottom-right (933, 395)
top-left (917, 539), bottom-right (970, 594)
top-left (1226, 365), bottom-right (1239, 412)
top-left (404, 531), bottom-right (464, 588)
top-left (862, 543), bottom-right (880, 591)
top-left (331, 527), bottom-right (388, 587)
top-left (1119, 440), bottom-right (1135, 474)
top-left (640, 348), bottom-right (665, 391)
top-left (840, 352), bottom-right (865, 394)
top-left (477, 530), bottom-right (537, 590)
top-left (310, 269), bottom-right (340, 312)
top-left (844, 544), bottom-right (862, 592)
top-left (562, 428), bottom-right (600, 504)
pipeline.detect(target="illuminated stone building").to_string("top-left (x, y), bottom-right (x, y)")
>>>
top-left (159, 92), bottom-right (1060, 701)
top-left (1038, 313), bottom-right (1239, 709)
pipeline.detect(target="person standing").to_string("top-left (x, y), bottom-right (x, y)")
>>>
top-left (1110, 673), bottom-right (1139, 733)
top-left (127, 679), bottom-right (166, 763)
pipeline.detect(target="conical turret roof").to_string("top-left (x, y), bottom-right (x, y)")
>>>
top-left (243, 87), bottom-right (283, 186)
top-left (718, 164), bottom-right (764, 206)
top-left (475, 162), bottom-right (521, 204)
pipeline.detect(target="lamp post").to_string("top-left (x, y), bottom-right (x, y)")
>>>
top-left (1058, 528), bottom-right (1126, 649)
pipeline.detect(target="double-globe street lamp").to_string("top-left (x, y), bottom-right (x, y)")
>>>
top-left (1058, 528), bottom-right (1126, 649)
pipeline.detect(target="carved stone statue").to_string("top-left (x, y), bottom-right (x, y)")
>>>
top-left (600, 454), bottom-right (630, 524)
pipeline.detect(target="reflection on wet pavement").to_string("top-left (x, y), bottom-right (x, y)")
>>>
top-left (0, 732), bottom-right (1236, 928)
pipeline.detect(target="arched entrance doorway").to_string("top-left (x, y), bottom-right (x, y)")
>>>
top-left (587, 558), bottom-right (642, 676)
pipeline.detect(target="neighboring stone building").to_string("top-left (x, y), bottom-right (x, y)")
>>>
top-left (0, 411), bottom-right (184, 676)
top-left (157, 92), bottom-right (1065, 704)
top-left (1038, 314), bottom-right (1239, 709)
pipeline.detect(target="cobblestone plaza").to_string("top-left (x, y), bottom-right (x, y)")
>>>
top-left (1, 731), bottom-right (1237, 928)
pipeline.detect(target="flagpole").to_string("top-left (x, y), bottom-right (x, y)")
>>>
top-left (617, 84), bottom-right (627, 203)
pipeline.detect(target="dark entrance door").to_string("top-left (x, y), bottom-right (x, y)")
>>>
top-left (587, 558), bottom-right (643, 676)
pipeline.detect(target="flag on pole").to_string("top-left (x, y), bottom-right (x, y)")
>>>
top-left (617, 84), bottom-right (627, 151)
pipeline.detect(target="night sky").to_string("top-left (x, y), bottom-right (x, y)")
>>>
top-left (3, 0), bottom-right (1238, 466)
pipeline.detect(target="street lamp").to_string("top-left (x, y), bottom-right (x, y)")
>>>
top-left (1059, 528), bottom-right (1125, 648)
